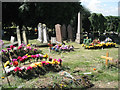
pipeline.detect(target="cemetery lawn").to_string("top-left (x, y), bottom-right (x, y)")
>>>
top-left (1, 40), bottom-right (119, 88)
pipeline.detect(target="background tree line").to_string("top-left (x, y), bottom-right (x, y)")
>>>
top-left (2, 2), bottom-right (120, 38)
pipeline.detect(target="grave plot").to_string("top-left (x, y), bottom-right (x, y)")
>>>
top-left (48, 42), bottom-right (74, 53)
top-left (82, 37), bottom-right (116, 49)
top-left (1, 44), bottom-right (63, 80)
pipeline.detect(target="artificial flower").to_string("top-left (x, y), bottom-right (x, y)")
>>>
top-left (18, 46), bottom-right (22, 49)
top-left (13, 61), bottom-right (18, 66)
top-left (14, 67), bottom-right (21, 72)
top-left (12, 59), bottom-right (17, 62)
top-left (26, 66), bottom-right (32, 70)
top-left (4, 61), bottom-right (10, 67)
top-left (10, 45), bottom-right (15, 49)
top-left (93, 68), bottom-right (96, 71)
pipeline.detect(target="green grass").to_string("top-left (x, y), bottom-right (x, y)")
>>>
top-left (1, 39), bottom-right (119, 88)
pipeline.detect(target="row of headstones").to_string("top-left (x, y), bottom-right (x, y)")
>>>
top-left (55, 24), bottom-right (73, 42)
top-left (37, 23), bottom-right (73, 43)
top-left (55, 12), bottom-right (83, 43)
top-left (10, 26), bottom-right (28, 46)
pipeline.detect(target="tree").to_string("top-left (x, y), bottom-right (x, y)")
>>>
top-left (97, 14), bottom-right (106, 33)
top-left (88, 13), bottom-right (99, 33)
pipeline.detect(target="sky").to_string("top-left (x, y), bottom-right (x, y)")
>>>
top-left (80, 0), bottom-right (120, 16)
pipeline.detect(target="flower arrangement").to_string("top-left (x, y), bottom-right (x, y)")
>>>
top-left (82, 37), bottom-right (116, 49)
top-left (51, 44), bottom-right (74, 52)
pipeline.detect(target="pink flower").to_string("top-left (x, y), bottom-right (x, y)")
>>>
top-left (36, 54), bottom-right (40, 58)
top-left (58, 59), bottom-right (62, 62)
top-left (12, 59), bottom-right (17, 62)
top-left (18, 46), bottom-right (22, 49)
top-left (27, 46), bottom-right (32, 50)
top-left (10, 45), bottom-right (15, 49)
top-left (17, 56), bottom-right (22, 60)
top-left (41, 61), bottom-right (46, 64)
top-left (26, 66), bottom-right (32, 70)
top-left (10, 62), bottom-right (12, 65)
top-left (14, 67), bottom-right (21, 72)
top-left (45, 62), bottom-right (49, 65)
top-left (1, 49), bottom-right (6, 53)
top-left (7, 48), bottom-right (11, 51)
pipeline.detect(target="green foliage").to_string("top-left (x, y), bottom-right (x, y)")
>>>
top-left (89, 13), bottom-right (106, 33)
top-left (2, 2), bottom-right (82, 29)
top-left (105, 16), bottom-right (120, 32)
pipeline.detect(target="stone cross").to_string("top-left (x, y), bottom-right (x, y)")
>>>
top-left (61, 24), bottom-right (67, 40)
top-left (37, 23), bottom-right (43, 43)
top-left (43, 24), bottom-right (48, 43)
top-left (67, 24), bottom-right (73, 41)
top-left (75, 12), bottom-right (83, 44)
top-left (16, 26), bottom-right (21, 46)
top-left (10, 36), bottom-right (15, 43)
top-left (22, 26), bottom-right (28, 45)
top-left (55, 24), bottom-right (62, 43)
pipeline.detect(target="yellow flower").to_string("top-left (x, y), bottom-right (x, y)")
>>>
top-left (1, 77), bottom-right (5, 79)
top-left (27, 44), bottom-right (31, 47)
top-left (35, 62), bottom-right (41, 66)
top-left (38, 65), bottom-right (42, 67)
top-left (55, 61), bottom-right (59, 64)
top-left (26, 54), bottom-right (28, 56)
top-left (30, 63), bottom-right (37, 68)
top-left (43, 54), bottom-right (48, 58)
top-left (4, 61), bottom-right (9, 67)
top-left (28, 55), bottom-right (31, 58)
top-left (51, 62), bottom-right (55, 64)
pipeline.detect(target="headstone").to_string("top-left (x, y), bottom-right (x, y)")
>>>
top-left (16, 26), bottom-right (21, 46)
top-left (51, 37), bottom-right (56, 44)
top-left (22, 26), bottom-right (28, 45)
top-left (10, 36), bottom-right (15, 43)
top-left (55, 24), bottom-right (62, 43)
top-left (61, 24), bottom-right (67, 40)
top-left (75, 12), bottom-right (83, 44)
top-left (67, 24), bottom-right (73, 41)
top-left (37, 23), bottom-right (43, 43)
top-left (43, 24), bottom-right (48, 43)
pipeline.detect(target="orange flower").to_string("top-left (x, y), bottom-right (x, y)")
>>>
top-left (13, 61), bottom-right (18, 66)
top-left (93, 68), bottom-right (96, 71)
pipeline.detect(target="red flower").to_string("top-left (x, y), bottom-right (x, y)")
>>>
top-left (13, 61), bottom-right (18, 66)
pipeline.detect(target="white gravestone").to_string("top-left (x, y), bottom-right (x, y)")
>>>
top-left (37, 23), bottom-right (43, 43)
top-left (10, 36), bottom-right (15, 43)
top-left (43, 24), bottom-right (48, 43)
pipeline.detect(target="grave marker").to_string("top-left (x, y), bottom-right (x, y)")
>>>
top-left (37, 23), bottom-right (43, 43)
top-left (43, 24), bottom-right (48, 43)
top-left (101, 52), bottom-right (113, 66)
top-left (61, 24), bottom-right (67, 40)
top-left (10, 36), bottom-right (15, 43)
top-left (67, 24), bottom-right (73, 41)
top-left (16, 26), bottom-right (21, 46)
top-left (22, 26), bottom-right (28, 45)
top-left (55, 24), bottom-right (62, 43)
top-left (75, 12), bottom-right (83, 44)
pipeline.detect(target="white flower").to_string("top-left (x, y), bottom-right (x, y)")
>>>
top-left (13, 47), bottom-right (17, 50)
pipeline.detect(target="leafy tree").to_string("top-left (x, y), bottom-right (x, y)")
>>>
top-left (97, 14), bottom-right (106, 33)
top-left (88, 13), bottom-right (99, 32)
